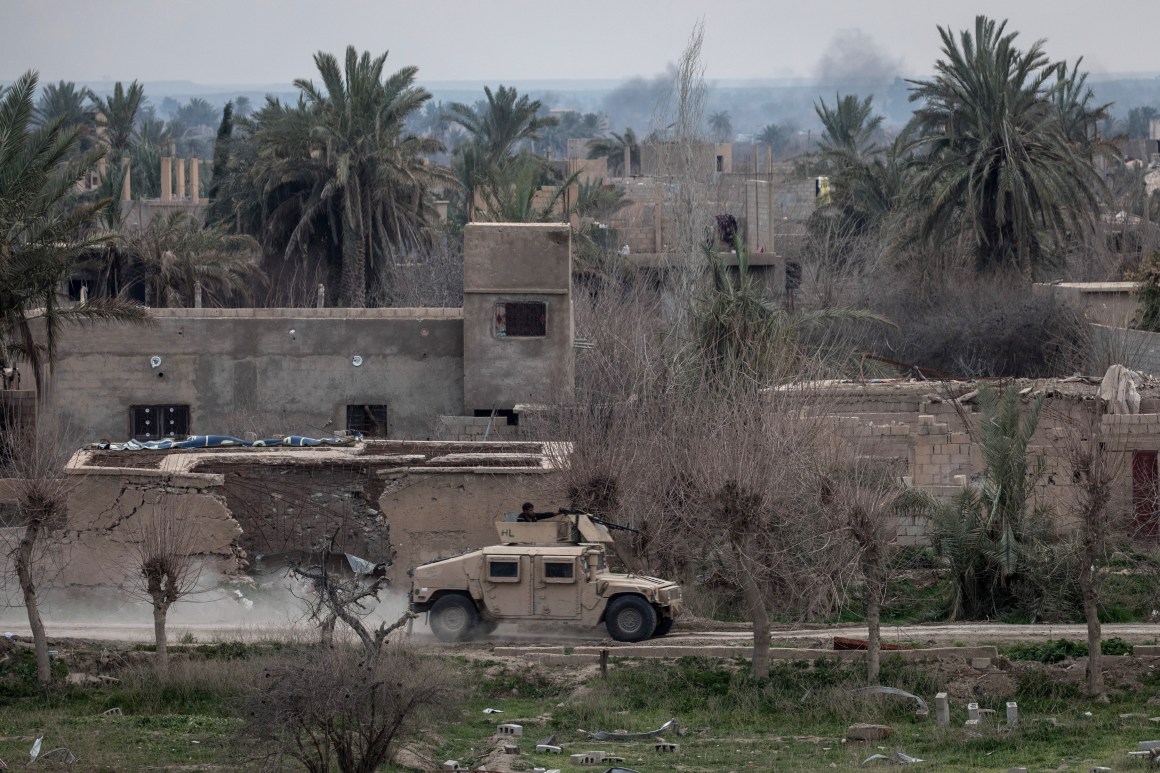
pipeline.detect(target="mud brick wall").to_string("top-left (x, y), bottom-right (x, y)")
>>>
top-left (196, 462), bottom-right (391, 564)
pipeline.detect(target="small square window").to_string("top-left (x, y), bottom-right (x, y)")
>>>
top-left (488, 558), bottom-right (520, 581)
top-left (495, 302), bottom-right (546, 338)
top-left (130, 404), bottom-right (190, 440)
top-left (346, 404), bottom-right (388, 437)
top-left (543, 561), bottom-right (575, 581)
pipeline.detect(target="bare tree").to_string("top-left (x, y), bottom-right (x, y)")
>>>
top-left (247, 644), bottom-right (459, 773)
top-left (824, 456), bottom-right (931, 683)
top-left (1052, 397), bottom-right (1129, 700)
top-left (290, 543), bottom-right (411, 669)
top-left (128, 499), bottom-right (201, 680)
top-left (0, 420), bottom-right (73, 684)
top-left (652, 20), bottom-right (711, 320)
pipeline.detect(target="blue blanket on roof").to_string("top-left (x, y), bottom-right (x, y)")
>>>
top-left (92, 433), bottom-right (361, 451)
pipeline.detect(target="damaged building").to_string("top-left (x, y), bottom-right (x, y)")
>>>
top-left (1, 223), bottom-right (575, 593)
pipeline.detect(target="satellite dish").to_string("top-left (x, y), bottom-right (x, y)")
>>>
top-left (149, 356), bottom-right (162, 368)
top-left (351, 355), bottom-right (363, 367)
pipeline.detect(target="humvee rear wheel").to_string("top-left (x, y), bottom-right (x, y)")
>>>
top-left (429, 594), bottom-right (480, 642)
top-left (653, 617), bottom-right (674, 637)
top-left (606, 595), bottom-right (657, 642)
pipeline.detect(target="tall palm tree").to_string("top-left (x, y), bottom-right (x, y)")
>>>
top-left (756, 123), bottom-right (790, 157)
top-left (1052, 59), bottom-right (1117, 166)
top-left (33, 80), bottom-right (95, 134)
top-left (447, 85), bottom-right (557, 162)
top-left (815, 94), bottom-right (883, 159)
top-left (92, 80), bottom-right (145, 162)
top-left (446, 85), bottom-right (557, 222)
top-left (1, 71), bottom-right (147, 396)
top-left (250, 46), bottom-right (449, 306)
top-left (906, 16), bottom-right (1103, 276)
top-left (587, 128), bottom-right (639, 176)
top-left (708, 110), bottom-right (733, 143)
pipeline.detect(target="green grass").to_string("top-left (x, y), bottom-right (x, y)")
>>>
top-left (3, 640), bottom-right (1158, 771)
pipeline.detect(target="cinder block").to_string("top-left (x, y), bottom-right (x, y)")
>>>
top-left (536, 745), bottom-right (562, 754)
top-left (497, 724), bottom-right (523, 736)
top-left (655, 742), bottom-right (680, 753)
top-left (569, 751), bottom-right (604, 764)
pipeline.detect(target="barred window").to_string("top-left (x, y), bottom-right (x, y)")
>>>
top-left (130, 404), bottom-right (190, 440)
top-left (346, 404), bottom-right (388, 437)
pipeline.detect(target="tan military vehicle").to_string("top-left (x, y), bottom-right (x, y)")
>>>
top-left (409, 512), bottom-right (683, 643)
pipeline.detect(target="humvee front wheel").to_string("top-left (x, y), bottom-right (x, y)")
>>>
top-left (429, 594), bottom-right (480, 642)
top-left (605, 595), bottom-right (657, 642)
top-left (653, 617), bottom-right (674, 637)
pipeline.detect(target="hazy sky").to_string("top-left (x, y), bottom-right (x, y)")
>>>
top-left (4, 0), bottom-right (1160, 86)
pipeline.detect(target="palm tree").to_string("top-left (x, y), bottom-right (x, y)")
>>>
top-left (92, 80), bottom-right (145, 162)
top-left (587, 128), bottom-right (639, 176)
top-left (446, 85), bottom-right (557, 162)
top-left (756, 123), bottom-right (790, 157)
top-left (815, 94), bottom-right (883, 159)
top-left (708, 110), bottom-right (733, 143)
top-left (249, 46), bottom-right (449, 306)
top-left (122, 212), bottom-right (262, 307)
top-left (1125, 106), bottom-right (1159, 139)
top-left (906, 16), bottom-right (1104, 276)
top-left (33, 80), bottom-right (95, 133)
top-left (1, 71), bottom-right (148, 396)
top-left (1052, 60), bottom-right (1117, 170)
top-left (446, 85), bottom-right (558, 222)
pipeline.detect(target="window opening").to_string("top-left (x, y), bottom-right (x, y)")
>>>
top-left (130, 404), bottom-right (190, 440)
top-left (544, 561), bottom-right (574, 580)
top-left (488, 559), bottom-right (519, 580)
top-left (346, 404), bottom-right (388, 437)
top-left (495, 301), bottom-right (547, 337)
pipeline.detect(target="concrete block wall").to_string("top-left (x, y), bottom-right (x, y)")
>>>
top-left (462, 223), bottom-right (574, 413)
top-left (909, 417), bottom-right (980, 487)
top-left (41, 309), bottom-right (465, 443)
top-left (826, 416), bottom-right (912, 463)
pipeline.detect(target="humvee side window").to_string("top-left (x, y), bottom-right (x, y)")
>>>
top-left (488, 559), bottom-right (519, 581)
top-left (544, 561), bottom-right (574, 580)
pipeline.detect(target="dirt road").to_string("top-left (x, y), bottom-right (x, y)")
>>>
top-left (4, 618), bottom-right (1159, 647)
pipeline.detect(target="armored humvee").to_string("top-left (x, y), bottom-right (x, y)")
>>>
top-left (409, 512), bottom-right (682, 643)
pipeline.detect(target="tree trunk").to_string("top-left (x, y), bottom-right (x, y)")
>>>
top-left (15, 525), bottom-right (51, 684)
top-left (153, 603), bottom-right (169, 680)
top-left (738, 556), bottom-right (770, 679)
top-left (866, 582), bottom-right (881, 684)
top-left (1079, 562), bottom-right (1105, 699)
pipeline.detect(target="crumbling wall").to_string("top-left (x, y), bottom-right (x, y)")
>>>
top-left (56, 470), bottom-right (241, 587)
top-left (195, 462), bottom-right (390, 565)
